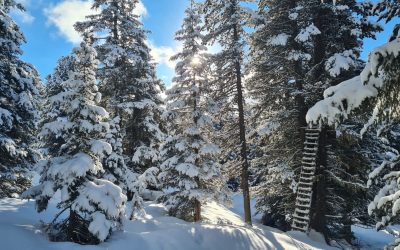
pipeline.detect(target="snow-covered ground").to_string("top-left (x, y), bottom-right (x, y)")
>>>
top-left (1, 193), bottom-right (333, 250)
top-left (0, 194), bottom-right (394, 250)
top-left (352, 224), bottom-right (398, 250)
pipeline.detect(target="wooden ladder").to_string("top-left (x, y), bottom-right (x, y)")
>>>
top-left (291, 126), bottom-right (321, 232)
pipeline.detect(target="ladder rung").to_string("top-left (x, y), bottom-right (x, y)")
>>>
top-left (293, 214), bottom-right (310, 221)
top-left (305, 128), bottom-right (321, 132)
top-left (292, 225), bottom-right (307, 232)
top-left (298, 187), bottom-right (312, 192)
top-left (296, 197), bottom-right (311, 203)
top-left (298, 181), bottom-right (313, 186)
top-left (301, 171), bottom-right (315, 174)
top-left (295, 208), bottom-right (310, 214)
top-left (300, 174), bottom-right (314, 178)
top-left (295, 202), bottom-right (311, 208)
top-left (292, 219), bottom-right (308, 226)
top-left (296, 197), bottom-right (311, 202)
top-left (304, 147), bottom-right (318, 151)
top-left (297, 190), bottom-right (312, 195)
top-left (304, 147), bottom-right (318, 150)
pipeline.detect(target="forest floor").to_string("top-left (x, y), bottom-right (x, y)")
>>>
top-left (0, 193), bottom-right (394, 250)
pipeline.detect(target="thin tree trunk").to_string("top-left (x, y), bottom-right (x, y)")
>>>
top-left (233, 22), bottom-right (252, 226)
top-left (68, 209), bottom-right (77, 241)
top-left (309, 5), bottom-right (329, 238)
top-left (192, 71), bottom-right (202, 222)
top-left (194, 197), bottom-right (201, 222)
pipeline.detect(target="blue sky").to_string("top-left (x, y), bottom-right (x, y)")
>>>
top-left (14, 0), bottom-right (189, 85)
top-left (11, 0), bottom-right (397, 86)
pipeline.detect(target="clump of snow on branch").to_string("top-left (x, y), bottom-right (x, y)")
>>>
top-left (307, 38), bottom-right (400, 126)
top-left (267, 33), bottom-right (290, 46)
top-left (295, 23), bottom-right (321, 43)
top-left (325, 50), bottom-right (360, 77)
top-left (306, 75), bottom-right (381, 126)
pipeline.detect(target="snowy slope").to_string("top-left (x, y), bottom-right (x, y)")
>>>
top-left (0, 196), bottom-right (337, 250)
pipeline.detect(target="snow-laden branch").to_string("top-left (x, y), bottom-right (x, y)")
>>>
top-left (306, 38), bottom-right (400, 126)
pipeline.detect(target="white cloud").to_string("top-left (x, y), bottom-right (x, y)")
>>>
top-left (134, 1), bottom-right (147, 17)
top-left (11, 9), bottom-right (35, 24)
top-left (44, 0), bottom-right (147, 45)
top-left (149, 43), bottom-right (180, 70)
top-left (43, 0), bottom-right (178, 78)
top-left (11, 0), bottom-right (36, 24)
top-left (148, 42), bottom-right (223, 71)
top-left (44, 0), bottom-right (94, 44)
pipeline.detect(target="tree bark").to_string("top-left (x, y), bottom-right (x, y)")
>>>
top-left (233, 21), bottom-right (252, 226)
top-left (192, 71), bottom-right (202, 222)
top-left (310, 127), bottom-right (327, 237)
top-left (309, 5), bottom-right (330, 239)
top-left (194, 197), bottom-right (201, 222)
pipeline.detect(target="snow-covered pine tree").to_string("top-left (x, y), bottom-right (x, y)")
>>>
top-left (44, 54), bottom-right (156, 221)
top-left (75, 0), bottom-right (165, 179)
top-left (365, 1), bottom-right (400, 248)
top-left (247, 0), bottom-right (307, 231)
top-left (104, 115), bottom-right (159, 219)
top-left (247, 0), bottom-right (380, 241)
top-left (306, 17), bottom-right (400, 245)
top-left (201, 0), bottom-right (252, 225)
top-left (0, 0), bottom-right (42, 198)
top-left (297, 0), bottom-right (380, 241)
top-left (45, 55), bottom-right (76, 99)
top-left (22, 38), bottom-right (126, 244)
top-left (159, 1), bottom-right (228, 222)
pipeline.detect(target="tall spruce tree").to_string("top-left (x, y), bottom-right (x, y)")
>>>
top-left (75, 0), bottom-right (165, 179)
top-left (0, 0), bottom-right (42, 198)
top-left (104, 115), bottom-right (159, 219)
top-left (305, 16), bottom-right (400, 246)
top-left (365, 1), bottom-right (400, 248)
top-left (201, 0), bottom-right (252, 225)
top-left (248, 0), bottom-right (379, 241)
top-left (298, 0), bottom-right (379, 242)
top-left (247, 0), bottom-right (307, 231)
top-left (23, 39), bottom-right (126, 244)
top-left (159, 1), bottom-right (228, 222)
top-left (43, 53), bottom-right (156, 221)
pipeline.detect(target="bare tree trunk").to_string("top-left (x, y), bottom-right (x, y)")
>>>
top-left (192, 71), bottom-right (202, 223)
top-left (233, 23), bottom-right (252, 226)
top-left (68, 209), bottom-right (78, 241)
top-left (309, 6), bottom-right (330, 239)
top-left (194, 197), bottom-right (201, 222)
